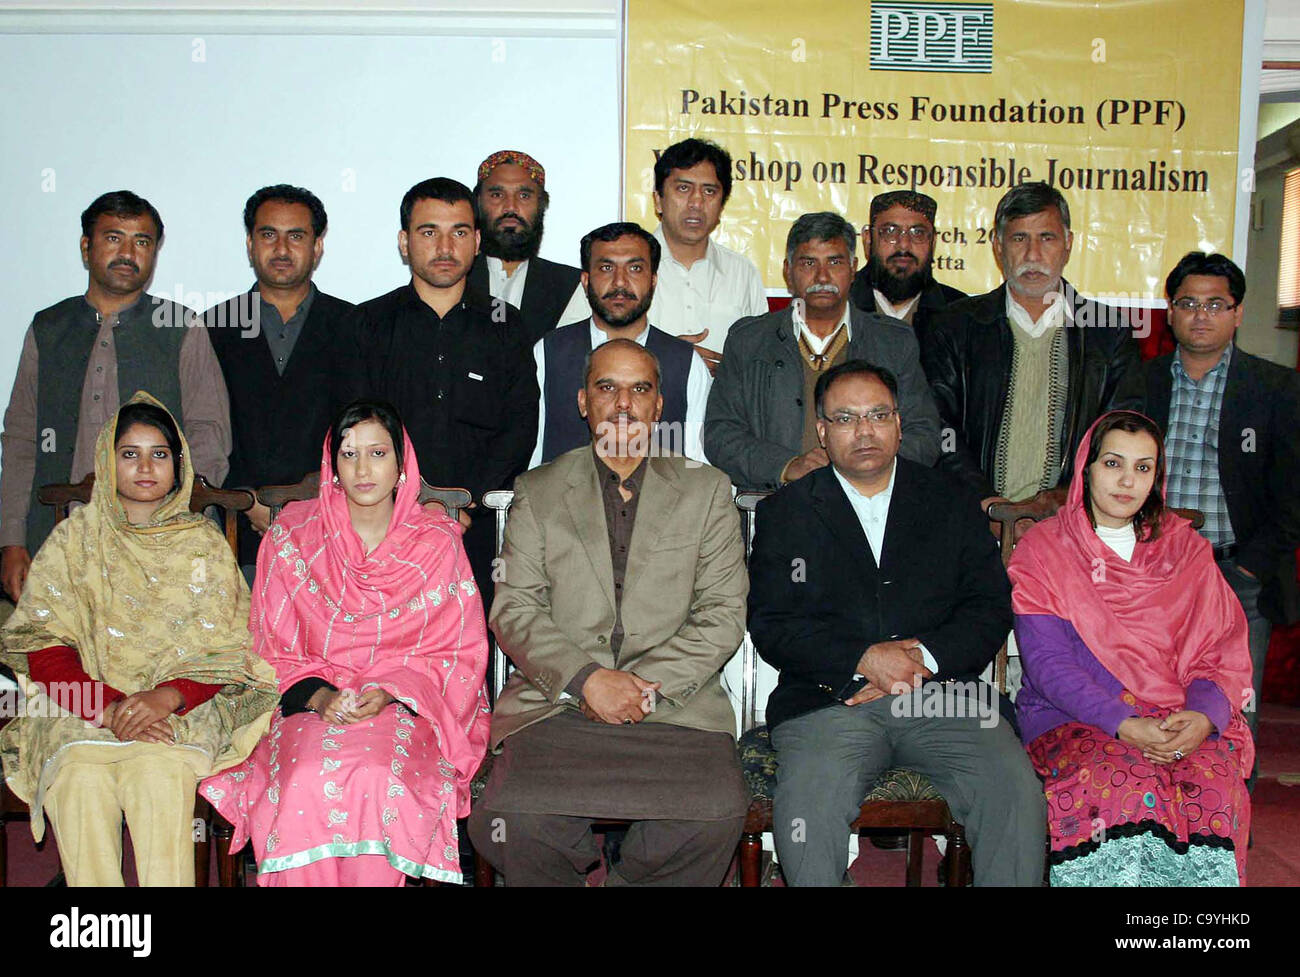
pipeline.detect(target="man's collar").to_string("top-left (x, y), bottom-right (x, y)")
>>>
top-left (590, 318), bottom-right (650, 346)
top-left (1173, 341), bottom-right (1234, 379)
top-left (790, 298), bottom-right (852, 343)
top-left (831, 457), bottom-right (897, 503)
top-left (653, 225), bottom-right (721, 273)
top-left (591, 444), bottom-right (650, 486)
top-left (486, 254), bottom-right (530, 279)
top-left (402, 278), bottom-right (480, 314)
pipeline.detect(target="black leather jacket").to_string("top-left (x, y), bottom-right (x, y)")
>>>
top-left (921, 281), bottom-right (1142, 498)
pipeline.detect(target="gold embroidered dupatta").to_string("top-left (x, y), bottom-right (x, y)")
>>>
top-left (0, 392), bottom-right (277, 838)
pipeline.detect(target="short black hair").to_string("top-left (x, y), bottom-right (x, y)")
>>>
top-left (400, 177), bottom-right (476, 232)
top-left (869, 190), bottom-right (937, 226)
top-left (1164, 251), bottom-right (1245, 305)
top-left (114, 401), bottom-right (183, 486)
top-left (653, 138), bottom-right (733, 205)
top-left (786, 212), bottom-right (856, 266)
top-left (993, 181), bottom-right (1071, 240)
top-left (329, 400), bottom-right (406, 479)
top-left (814, 360), bottom-right (899, 418)
top-left (243, 184), bottom-right (328, 237)
top-left (81, 191), bottom-right (164, 244)
top-left (579, 222), bottom-right (661, 274)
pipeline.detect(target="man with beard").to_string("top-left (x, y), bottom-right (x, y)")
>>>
top-left (0, 190), bottom-right (231, 602)
top-left (849, 191), bottom-right (965, 355)
top-left (345, 177), bottom-right (538, 609)
top-left (528, 222), bottom-right (711, 467)
top-left (923, 182), bottom-right (1140, 512)
top-left (705, 212), bottom-right (941, 492)
top-left (205, 184), bottom-right (355, 577)
top-left (467, 150), bottom-right (589, 347)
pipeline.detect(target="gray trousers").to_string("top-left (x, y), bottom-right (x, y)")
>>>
top-left (468, 807), bottom-right (744, 886)
top-left (771, 694), bottom-right (1046, 886)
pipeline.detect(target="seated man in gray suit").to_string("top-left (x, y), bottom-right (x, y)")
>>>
top-left (469, 338), bottom-right (749, 886)
top-left (704, 211), bottom-right (942, 491)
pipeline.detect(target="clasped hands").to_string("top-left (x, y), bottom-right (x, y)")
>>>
top-left (843, 638), bottom-right (934, 705)
top-left (100, 687), bottom-right (184, 745)
top-left (579, 667), bottom-right (661, 725)
top-left (1117, 711), bottom-right (1213, 765)
top-left (309, 686), bottom-right (396, 725)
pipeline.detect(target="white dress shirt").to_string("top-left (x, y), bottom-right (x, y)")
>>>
top-left (872, 290), bottom-right (921, 321)
top-left (790, 299), bottom-right (852, 356)
top-left (831, 462), bottom-right (940, 674)
top-left (527, 319), bottom-right (712, 469)
top-left (647, 226), bottom-right (768, 354)
top-left (1005, 284), bottom-right (1072, 338)
top-left (485, 255), bottom-right (591, 326)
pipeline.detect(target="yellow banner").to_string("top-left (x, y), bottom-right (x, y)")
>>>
top-left (623, 0), bottom-right (1245, 300)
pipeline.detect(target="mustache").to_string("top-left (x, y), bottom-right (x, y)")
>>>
top-left (1012, 261), bottom-right (1054, 278)
top-left (493, 211), bottom-right (530, 230)
top-left (887, 250), bottom-right (916, 261)
top-left (601, 289), bottom-right (638, 301)
top-left (109, 259), bottom-right (140, 272)
top-left (806, 283), bottom-right (840, 295)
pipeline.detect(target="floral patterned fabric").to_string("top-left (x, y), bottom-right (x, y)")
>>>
top-left (1027, 692), bottom-right (1250, 886)
top-left (202, 428), bottom-right (490, 884)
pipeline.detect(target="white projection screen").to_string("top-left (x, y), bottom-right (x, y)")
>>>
top-left (0, 17), bottom-right (622, 399)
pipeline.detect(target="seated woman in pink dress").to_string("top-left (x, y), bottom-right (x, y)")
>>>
top-left (202, 400), bottom-right (491, 885)
top-left (1008, 410), bottom-right (1253, 886)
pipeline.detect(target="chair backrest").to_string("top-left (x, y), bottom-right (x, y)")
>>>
top-left (987, 489), bottom-right (1205, 692)
top-left (481, 490), bottom-right (516, 704)
top-left (257, 472), bottom-right (472, 523)
top-left (38, 473), bottom-right (253, 559)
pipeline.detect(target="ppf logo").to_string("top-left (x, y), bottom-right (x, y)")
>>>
top-left (870, 1), bottom-right (993, 73)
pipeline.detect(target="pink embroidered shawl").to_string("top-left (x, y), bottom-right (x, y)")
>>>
top-left (1008, 412), bottom-right (1254, 771)
top-left (252, 431), bottom-right (491, 808)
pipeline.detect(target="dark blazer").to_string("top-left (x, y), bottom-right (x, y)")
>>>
top-left (206, 287), bottom-right (355, 566)
top-left (1123, 345), bottom-right (1300, 624)
top-left (703, 303), bottom-right (943, 491)
top-left (849, 273), bottom-right (966, 355)
top-left (923, 281), bottom-right (1141, 498)
top-left (467, 253), bottom-right (583, 348)
top-left (748, 460), bottom-right (1012, 731)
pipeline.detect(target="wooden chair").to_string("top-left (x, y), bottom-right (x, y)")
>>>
top-left (0, 473), bottom-right (254, 888)
top-left (257, 471), bottom-right (472, 523)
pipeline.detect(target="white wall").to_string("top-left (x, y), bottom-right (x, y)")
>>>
top-left (0, 22), bottom-right (620, 401)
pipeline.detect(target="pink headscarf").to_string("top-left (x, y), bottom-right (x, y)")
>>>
top-left (251, 427), bottom-right (491, 802)
top-left (1008, 412), bottom-right (1254, 770)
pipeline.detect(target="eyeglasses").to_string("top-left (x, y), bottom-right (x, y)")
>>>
top-left (873, 224), bottom-right (932, 244)
top-left (1170, 297), bottom-right (1237, 316)
top-left (824, 408), bottom-right (899, 428)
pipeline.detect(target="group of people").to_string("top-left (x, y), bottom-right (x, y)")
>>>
top-left (0, 135), bottom-right (1296, 887)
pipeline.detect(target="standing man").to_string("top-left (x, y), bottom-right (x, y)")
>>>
top-left (849, 190), bottom-right (965, 354)
top-left (648, 138), bottom-right (768, 366)
top-left (0, 190), bottom-right (231, 602)
top-left (206, 184), bottom-right (355, 576)
top-left (748, 359), bottom-right (1045, 886)
top-left (530, 222), bottom-right (711, 467)
top-left (467, 150), bottom-right (589, 347)
top-left (470, 338), bottom-right (749, 885)
top-left (924, 182), bottom-right (1140, 511)
top-left (1122, 252), bottom-right (1300, 741)
top-left (347, 177), bottom-right (538, 605)
top-left (704, 212), bottom-right (942, 492)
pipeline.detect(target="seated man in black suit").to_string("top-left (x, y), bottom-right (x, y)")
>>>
top-left (747, 359), bottom-right (1045, 886)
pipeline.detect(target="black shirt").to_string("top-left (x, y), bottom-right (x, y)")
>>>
top-left (345, 282), bottom-right (539, 502)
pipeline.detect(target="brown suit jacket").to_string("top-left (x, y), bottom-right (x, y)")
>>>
top-left (487, 447), bottom-right (747, 748)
